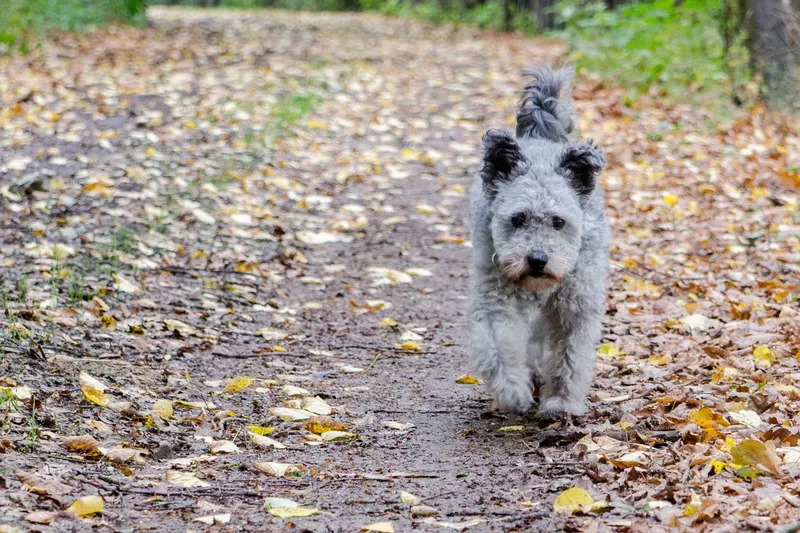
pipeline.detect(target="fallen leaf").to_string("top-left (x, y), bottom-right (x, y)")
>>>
top-left (210, 440), bottom-right (239, 454)
top-left (166, 470), bottom-right (211, 488)
top-left (79, 371), bottom-right (109, 407)
top-left (247, 425), bottom-right (276, 435)
top-left (224, 376), bottom-right (253, 393)
top-left (16, 470), bottom-right (74, 496)
top-left (66, 495), bottom-right (104, 517)
top-left (24, 511), bottom-right (58, 525)
top-left (249, 432), bottom-right (286, 449)
top-left (302, 396), bottom-right (333, 416)
top-left (362, 522), bottom-right (394, 532)
top-left (731, 440), bottom-right (781, 475)
top-left (113, 273), bottom-right (140, 293)
top-left (281, 385), bottom-right (310, 397)
top-left (270, 407), bottom-right (313, 421)
top-left (455, 374), bottom-right (481, 384)
top-left (753, 345), bottom-right (774, 368)
top-left (193, 513), bottom-right (231, 525)
top-left (304, 416), bottom-right (350, 434)
top-left (153, 399), bottom-right (174, 420)
top-left (553, 487), bottom-right (594, 515)
top-left (64, 435), bottom-right (100, 454)
top-left (255, 462), bottom-right (297, 477)
top-left (400, 491), bottom-right (421, 505)
top-left (320, 430), bottom-right (358, 441)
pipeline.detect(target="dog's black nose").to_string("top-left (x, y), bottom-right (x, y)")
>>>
top-left (527, 251), bottom-right (548, 274)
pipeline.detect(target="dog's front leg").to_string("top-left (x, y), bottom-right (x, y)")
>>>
top-left (538, 287), bottom-right (604, 418)
top-left (470, 310), bottom-right (533, 414)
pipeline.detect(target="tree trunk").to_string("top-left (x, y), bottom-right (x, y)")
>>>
top-left (747, 0), bottom-right (798, 109)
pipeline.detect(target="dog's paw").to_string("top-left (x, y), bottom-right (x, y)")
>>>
top-left (537, 396), bottom-right (587, 419)
top-left (492, 379), bottom-right (534, 414)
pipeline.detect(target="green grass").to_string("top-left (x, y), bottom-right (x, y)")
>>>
top-left (554, 0), bottom-right (740, 105)
top-left (0, 0), bottom-right (146, 52)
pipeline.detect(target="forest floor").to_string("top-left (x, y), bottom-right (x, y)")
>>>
top-left (1, 7), bottom-right (800, 532)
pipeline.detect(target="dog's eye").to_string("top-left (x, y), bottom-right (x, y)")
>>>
top-left (552, 216), bottom-right (566, 230)
top-left (511, 213), bottom-right (527, 228)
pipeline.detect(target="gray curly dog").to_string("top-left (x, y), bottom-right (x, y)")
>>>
top-left (469, 64), bottom-right (610, 418)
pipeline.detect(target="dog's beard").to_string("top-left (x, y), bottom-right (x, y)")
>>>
top-left (501, 255), bottom-right (567, 292)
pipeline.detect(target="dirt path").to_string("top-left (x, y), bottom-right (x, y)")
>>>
top-left (1, 7), bottom-right (800, 533)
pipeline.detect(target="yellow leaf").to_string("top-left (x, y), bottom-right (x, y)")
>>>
top-left (553, 487), bottom-right (594, 515)
top-left (663, 193), bottom-right (678, 206)
top-left (268, 506), bottom-right (318, 518)
top-left (79, 371), bottom-right (109, 407)
top-left (224, 376), bottom-right (253, 393)
top-left (647, 354), bottom-right (672, 366)
top-left (66, 495), bottom-right (104, 517)
top-left (721, 436), bottom-right (737, 452)
top-left (753, 346), bottom-right (774, 368)
top-left (153, 399), bottom-right (173, 420)
top-left (304, 416), bottom-right (350, 435)
top-left (689, 407), bottom-right (729, 429)
top-left (455, 374), bottom-right (481, 385)
top-left (100, 315), bottom-right (116, 330)
top-left (380, 317), bottom-right (397, 327)
top-left (397, 340), bottom-right (421, 351)
top-left (363, 522), bottom-right (394, 532)
top-left (597, 343), bottom-right (621, 357)
top-left (711, 460), bottom-right (726, 474)
top-left (498, 426), bottom-right (524, 432)
top-left (247, 425), bottom-right (276, 436)
top-left (400, 148), bottom-right (420, 160)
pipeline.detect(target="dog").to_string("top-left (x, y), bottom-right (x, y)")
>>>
top-left (468, 64), bottom-right (610, 418)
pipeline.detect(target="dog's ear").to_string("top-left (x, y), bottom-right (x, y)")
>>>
top-left (557, 141), bottom-right (605, 197)
top-left (481, 129), bottom-right (526, 200)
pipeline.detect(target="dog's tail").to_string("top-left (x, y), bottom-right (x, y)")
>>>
top-left (515, 64), bottom-right (574, 142)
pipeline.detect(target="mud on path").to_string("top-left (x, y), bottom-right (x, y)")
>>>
top-left (2, 7), bottom-right (800, 533)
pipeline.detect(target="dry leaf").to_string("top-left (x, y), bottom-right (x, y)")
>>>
top-left (362, 522), bottom-right (394, 532)
top-left (166, 470), bottom-right (211, 488)
top-left (79, 371), bottom-right (109, 407)
top-left (553, 487), bottom-right (594, 515)
top-left (304, 416), bottom-right (350, 434)
top-left (66, 495), bottom-right (104, 517)
top-left (64, 435), bottom-right (100, 454)
top-left (153, 399), bottom-right (174, 420)
top-left (224, 376), bottom-right (253, 393)
top-left (249, 431), bottom-right (286, 449)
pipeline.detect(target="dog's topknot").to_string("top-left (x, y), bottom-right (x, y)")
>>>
top-left (516, 64), bottom-right (575, 142)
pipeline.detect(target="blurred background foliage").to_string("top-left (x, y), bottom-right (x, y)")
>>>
top-left (0, 0), bottom-right (147, 52)
top-left (0, 0), bottom-right (796, 111)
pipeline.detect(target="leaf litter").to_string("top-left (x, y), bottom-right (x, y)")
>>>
top-left (0, 5), bottom-right (798, 532)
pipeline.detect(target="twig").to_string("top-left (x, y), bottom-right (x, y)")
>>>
top-left (363, 352), bottom-right (382, 373)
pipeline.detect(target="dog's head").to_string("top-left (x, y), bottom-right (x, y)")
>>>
top-left (481, 129), bottom-right (604, 292)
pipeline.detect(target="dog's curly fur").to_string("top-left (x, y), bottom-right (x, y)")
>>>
top-left (468, 64), bottom-right (610, 417)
